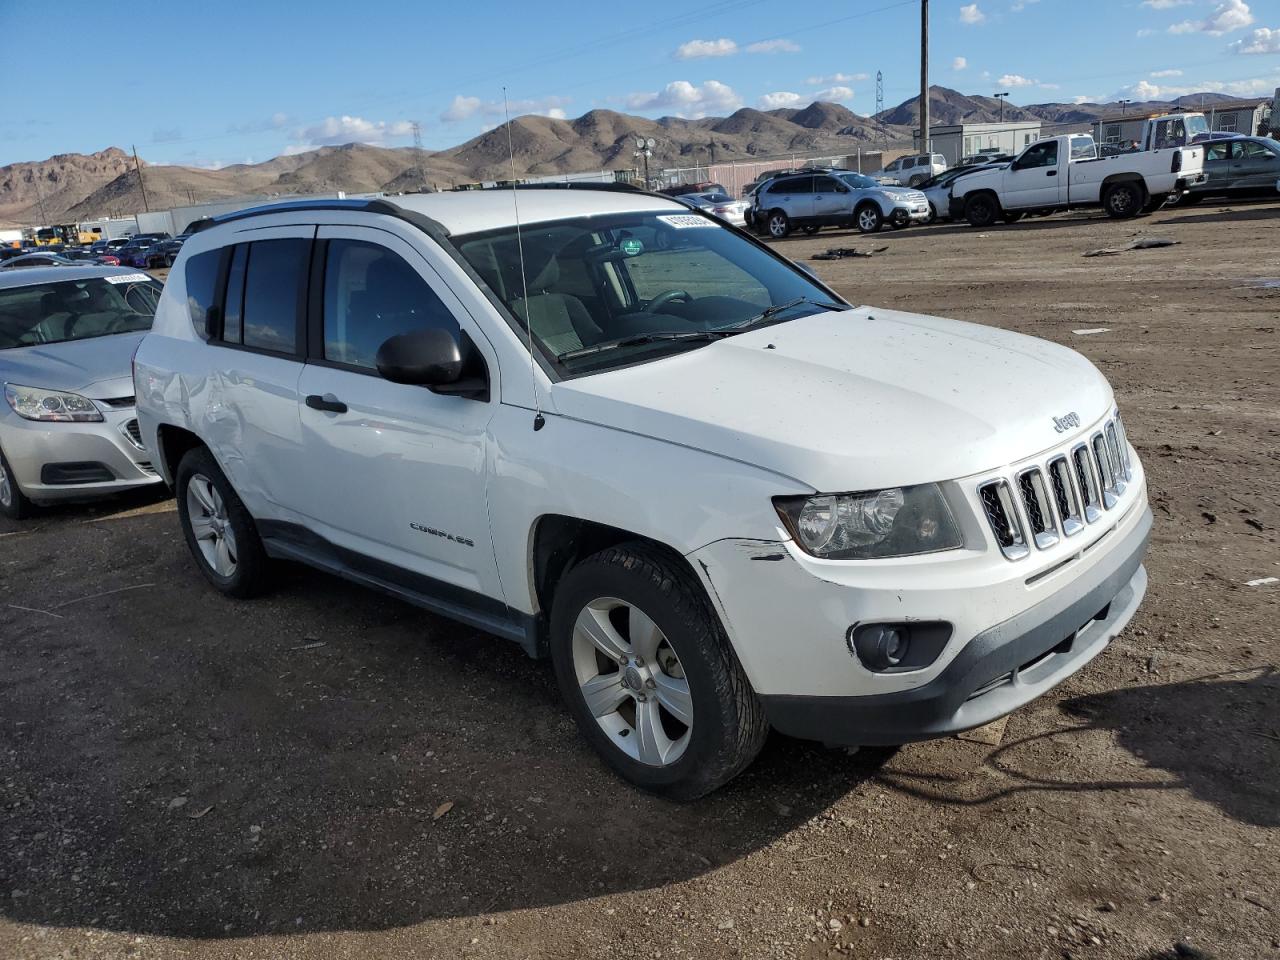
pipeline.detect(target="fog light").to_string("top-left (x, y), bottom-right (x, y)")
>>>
top-left (847, 621), bottom-right (953, 673)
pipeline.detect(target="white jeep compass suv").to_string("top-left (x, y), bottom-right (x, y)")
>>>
top-left (133, 190), bottom-right (1151, 799)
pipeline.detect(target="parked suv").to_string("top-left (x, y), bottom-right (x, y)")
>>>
top-left (873, 153), bottom-right (947, 186)
top-left (134, 193), bottom-right (1152, 799)
top-left (754, 170), bottom-right (930, 236)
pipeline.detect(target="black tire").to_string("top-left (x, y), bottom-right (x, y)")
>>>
top-left (0, 444), bottom-right (35, 521)
top-left (965, 192), bottom-right (1000, 228)
top-left (926, 202), bottom-right (938, 224)
top-left (1002, 212), bottom-right (1024, 224)
top-left (854, 203), bottom-right (883, 234)
top-left (1103, 181), bottom-right (1144, 219)
top-left (765, 209), bottom-right (791, 239)
top-left (549, 542), bottom-right (769, 801)
top-left (908, 174), bottom-right (924, 187)
top-left (802, 224), bottom-right (821, 235)
top-left (175, 446), bottom-right (271, 598)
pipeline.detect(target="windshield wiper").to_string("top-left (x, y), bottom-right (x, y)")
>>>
top-left (557, 330), bottom-right (735, 362)
top-left (726, 296), bottom-right (845, 332)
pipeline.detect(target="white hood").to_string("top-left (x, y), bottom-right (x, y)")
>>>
top-left (550, 307), bottom-right (1113, 492)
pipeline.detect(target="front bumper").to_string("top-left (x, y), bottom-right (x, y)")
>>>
top-left (890, 205), bottom-right (931, 226)
top-left (0, 408), bottom-right (163, 503)
top-left (760, 508), bottom-right (1151, 744)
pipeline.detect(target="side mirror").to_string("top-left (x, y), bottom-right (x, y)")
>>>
top-left (375, 328), bottom-right (489, 400)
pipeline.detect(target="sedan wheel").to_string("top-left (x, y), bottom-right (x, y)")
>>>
top-left (0, 446), bottom-right (33, 520)
top-left (186, 474), bottom-right (238, 578)
top-left (767, 211), bottom-right (791, 238)
top-left (571, 597), bottom-right (693, 767)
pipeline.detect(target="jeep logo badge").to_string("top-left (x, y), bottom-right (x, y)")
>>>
top-left (1052, 412), bottom-right (1081, 434)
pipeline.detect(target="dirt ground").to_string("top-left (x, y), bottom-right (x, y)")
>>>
top-left (2, 199), bottom-right (1277, 960)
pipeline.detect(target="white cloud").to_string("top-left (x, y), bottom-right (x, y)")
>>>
top-left (674, 38), bottom-right (738, 59)
top-left (1136, 27), bottom-right (1155, 35)
top-left (813, 85), bottom-right (855, 102)
top-left (997, 73), bottom-right (1036, 87)
top-left (1115, 74), bottom-right (1276, 100)
top-left (1229, 25), bottom-right (1280, 52)
top-left (1142, 0), bottom-right (1190, 7)
top-left (1150, 68), bottom-right (1184, 77)
top-left (298, 115), bottom-right (414, 147)
top-left (280, 144), bottom-right (321, 157)
top-left (757, 91), bottom-right (806, 109)
top-left (440, 94), bottom-right (572, 123)
top-left (626, 80), bottom-right (742, 117)
top-left (1039, 82), bottom-right (1061, 89)
top-left (745, 38), bottom-right (801, 53)
top-left (953, 56), bottom-right (968, 69)
top-left (1170, 0), bottom-right (1254, 34)
top-left (806, 72), bottom-right (867, 84)
top-left (959, 3), bottom-right (986, 24)
top-left (1011, 0), bottom-right (1039, 10)
top-left (1072, 95), bottom-right (1101, 104)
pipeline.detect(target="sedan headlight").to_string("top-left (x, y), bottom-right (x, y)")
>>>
top-left (774, 484), bottom-right (963, 560)
top-left (4, 383), bottom-right (103, 422)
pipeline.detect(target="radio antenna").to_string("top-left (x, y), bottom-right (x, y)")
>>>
top-left (503, 87), bottom-right (544, 431)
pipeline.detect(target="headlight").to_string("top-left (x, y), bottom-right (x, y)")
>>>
top-left (4, 383), bottom-right (103, 422)
top-left (774, 484), bottom-right (963, 560)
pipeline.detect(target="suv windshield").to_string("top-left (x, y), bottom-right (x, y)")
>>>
top-left (836, 172), bottom-right (879, 189)
top-left (452, 210), bottom-right (841, 373)
top-left (0, 276), bottom-right (162, 350)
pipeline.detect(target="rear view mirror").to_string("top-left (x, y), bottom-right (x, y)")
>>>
top-left (375, 328), bottom-right (489, 400)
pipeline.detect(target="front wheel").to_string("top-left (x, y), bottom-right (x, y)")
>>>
top-left (1103, 181), bottom-right (1144, 218)
top-left (965, 193), bottom-right (999, 228)
top-left (855, 204), bottom-right (883, 234)
top-left (176, 447), bottom-right (271, 598)
top-left (765, 210), bottom-right (792, 238)
top-left (926, 202), bottom-right (938, 224)
top-left (0, 445), bottom-right (34, 520)
top-left (550, 543), bottom-right (768, 800)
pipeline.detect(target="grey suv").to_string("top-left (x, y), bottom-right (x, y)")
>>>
top-left (753, 170), bottom-right (931, 237)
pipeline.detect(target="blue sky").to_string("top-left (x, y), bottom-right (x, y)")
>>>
top-left (1, 0), bottom-right (1276, 167)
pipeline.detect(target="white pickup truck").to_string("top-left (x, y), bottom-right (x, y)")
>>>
top-left (949, 133), bottom-right (1205, 226)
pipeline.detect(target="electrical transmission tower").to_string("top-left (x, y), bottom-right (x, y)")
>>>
top-left (876, 71), bottom-right (885, 149)
top-left (411, 121), bottom-right (430, 192)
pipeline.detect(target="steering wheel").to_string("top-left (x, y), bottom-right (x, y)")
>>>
top-left (644, 289), bottom-right (692, 313)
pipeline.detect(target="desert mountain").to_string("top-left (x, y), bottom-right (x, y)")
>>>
top-left (1, 89), bottom-right (1264, 225)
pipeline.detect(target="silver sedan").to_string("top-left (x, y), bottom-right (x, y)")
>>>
top-left (0, 266), bottom-right (166, 519)
top-left (682, 191), bottom-right (751, 227)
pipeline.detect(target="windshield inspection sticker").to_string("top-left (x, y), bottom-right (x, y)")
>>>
top-left (657, 214), bottom-right (712, 229)
top-left (620, 238), bottom-right (644, 257)
top-left (104, 273), bottom-right (151, 285)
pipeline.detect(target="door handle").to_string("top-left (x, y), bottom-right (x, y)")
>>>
top-left (1046, 170), bottom-right (1057, 176)
top-left (305, 394), bottom-right (347, 414)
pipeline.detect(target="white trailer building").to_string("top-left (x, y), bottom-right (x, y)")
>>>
top-left (915, 121), bottom-right (1043, 167)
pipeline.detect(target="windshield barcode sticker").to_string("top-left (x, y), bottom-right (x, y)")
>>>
top-left (104, 273), bottom-right (151, 284)
top-left (657, 214), bottom-right (712, 228)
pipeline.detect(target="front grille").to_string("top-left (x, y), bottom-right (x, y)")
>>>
top-left (978, 479), bottom-right (1029, 559)
top-left (980, 411), bottom-right (1132, 560)
top-left (122, 418), bottom-right (144, 450)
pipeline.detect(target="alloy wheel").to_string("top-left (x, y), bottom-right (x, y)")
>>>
top-left (858, 208), bottom-right (879, 231)
top-left (186, 473), bottom-right (238, 577)
top-left (570, 596), bottom-right (693, 767)
top-left (0, 460), bottom-right (11, 508)
top-left (768, 215), bottom-right (788, 238)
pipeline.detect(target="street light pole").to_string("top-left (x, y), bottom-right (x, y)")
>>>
top-left (919, 0), bottom-right (930, 155)
top-left (994, 91), bottom-right (1009, 126)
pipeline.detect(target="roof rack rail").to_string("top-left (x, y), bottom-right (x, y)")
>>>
top-left (511, 181), bottom-right (643, 192)
top-left (186, 198), bottom-right (378, 234)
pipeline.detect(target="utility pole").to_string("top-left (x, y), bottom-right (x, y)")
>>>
top-left (919, 0), bottom-right (930, 155)
top-left (131, 145), bottom-right (150, 213)
top-left (411, 121), bottom-right (430, 191)
top-left (994, 91), bottom-right (1010, 125)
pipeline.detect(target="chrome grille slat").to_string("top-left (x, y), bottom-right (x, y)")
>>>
top-left (980, 413), bottom-right (1132, 560)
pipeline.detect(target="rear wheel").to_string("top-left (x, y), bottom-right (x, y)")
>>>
top-left (1103, 181), bottom-right (1144, 219)
top-left (0, 446), bottom-right (34, 520)
top-left (855, 204), bottom-right (883, 234)
top-left (766, 209), bottom-right (792, 238)
top-left (176, 447), bottom-right (271, 598)
top-left (965, 193), bottom-right (1000, 228)
top-left (550, 543), bottom-right (768, 800)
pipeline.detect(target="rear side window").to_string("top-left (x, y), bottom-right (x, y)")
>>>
top-left (770, 176), bottom-right (813, 194)
top-left (184, 249), bottom-right (223, 336)
top-left (242, 238), bottom-right (308, 353)
top-left (322, 239), bottom-right (458, 369)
